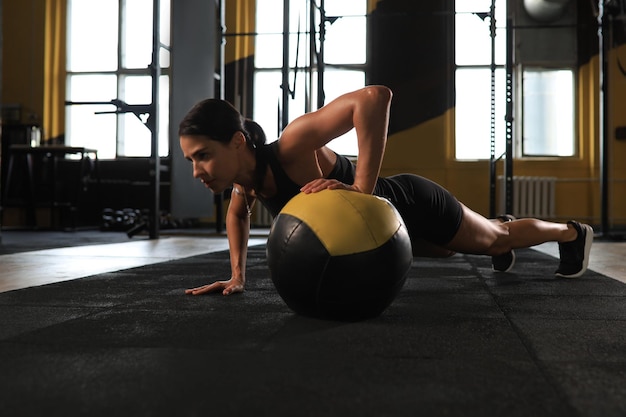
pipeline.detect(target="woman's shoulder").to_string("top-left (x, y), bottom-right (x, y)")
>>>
top-left (257, 141), bottom-right (279, 156)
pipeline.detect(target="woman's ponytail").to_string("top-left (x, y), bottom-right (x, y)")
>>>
top-left (243, 119), bottom-right (267, 149)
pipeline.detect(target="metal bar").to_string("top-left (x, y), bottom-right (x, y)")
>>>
top-left (149, 0), bottom-right (161, 239)
top-left (504, 16), bottom-right (514, 215)
top-left (281, 0), bottom-right (290, 131)
top-left (598, 0), bottom-right (610, 236)
top-left (317, 0), bottom-right (326, 109)
top-left (489, 0), bottom-right (497, 218)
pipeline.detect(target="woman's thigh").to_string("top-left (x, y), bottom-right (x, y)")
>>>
top-left (410, 238), bottom-right (456, 258)
top-left (445, 204), bottom-right (507, 255)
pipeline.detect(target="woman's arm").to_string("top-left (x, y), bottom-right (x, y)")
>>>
top-left (281, 85), bottom-right (392, 194)
top-left (185, 184), bottom-right (253, 296)
top-left (225, 185), bottom-right (254, 292)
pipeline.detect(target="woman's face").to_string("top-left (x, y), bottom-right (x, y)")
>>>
top-left (180, 133), bottom-right (243, 193)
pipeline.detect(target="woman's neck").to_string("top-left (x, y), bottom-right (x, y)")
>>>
top-left (235, 146), bottom-right (263, 192)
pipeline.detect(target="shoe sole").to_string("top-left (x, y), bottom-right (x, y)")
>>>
top-left (556, 224), bottom-right (594, 278)
top-left (492, 250), bottom-right (516, 273)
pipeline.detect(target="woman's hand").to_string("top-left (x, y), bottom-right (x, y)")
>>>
top-left (300, 179), bottom-right (363, 194)
top-left (185, 277), bottom-right (244, 296)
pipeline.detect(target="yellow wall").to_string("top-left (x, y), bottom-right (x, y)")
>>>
top-left (2, 0), bottom-right (46, 125)
top-left (224, 0), bottom-right (256, 64)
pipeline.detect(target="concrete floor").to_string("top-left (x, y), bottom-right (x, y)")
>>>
top-left (0, 230), bottom-right (624, 294)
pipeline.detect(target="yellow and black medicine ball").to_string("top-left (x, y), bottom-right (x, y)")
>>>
top-left (266, 189), bottom-right (413, 321)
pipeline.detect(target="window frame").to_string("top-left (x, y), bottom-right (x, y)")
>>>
top-left (252, 0), bottom-right (367, 156)
top-left (517, 64), bottom-right (578, 158)
top-left (453, 1), bottom-right (578, 161)
top-left (65, 0), bottom-right (170, 160)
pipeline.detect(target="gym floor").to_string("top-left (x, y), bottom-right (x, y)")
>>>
top-left (0, 229), bottom-right (624, 292)
top-left (1, 229), bottom-right (625, 417)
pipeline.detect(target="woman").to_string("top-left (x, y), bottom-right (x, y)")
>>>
top-left (179, 85), bottom-right (593, 296)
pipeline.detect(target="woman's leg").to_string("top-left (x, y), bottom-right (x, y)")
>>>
top-left (411, 238), bottom-right (456, 258)
top-left (380, 173), bottom-right (591, 276)
top-left (491, 215), bottom-right (516, 272)
top-left (444, 204), bottom-right (593, 277)
top-left (446, 204), bottom-right (578, 255)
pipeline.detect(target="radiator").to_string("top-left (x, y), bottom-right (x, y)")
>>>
top-left (498, 176), bottom-right (556, 219)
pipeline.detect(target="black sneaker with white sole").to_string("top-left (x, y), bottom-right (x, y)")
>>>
top-left (492, 214), bottom-right (516, 272)
top-left (555, 221), bottom-right (594, 278)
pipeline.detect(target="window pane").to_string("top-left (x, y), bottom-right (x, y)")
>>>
top-left (120, 76), bottom-right (152, 156)
top-left (325, 16), bottom-right (366, 65)
top-left (455, 0), bottom-right (506, 65)
top-left (255, 0), bottom-right (368, 68)
top-left (253, 70), bottom-right (364, 155)
top-left (455, 14), bottom-right (491, 65)
top-left (253, 0), bottom-right (366, 157)
top-left (256, 0), bottom-right (284, 34)
top-left (324, 0), bottom-right (366, 65)
top-left (455, 16), bottom-right (506, 65)
top-left (160, 0), bottom-right (171, 68)
top-left (322, 70), bottom-right (365, 156)
top-left (522, 69), bottom-right (575, 156)
top-left (456, 0), bottom-right (493, 13)
top-left (67, 0), bottom-right (170, 159)
top-left (455, 0), bottom-right (508, 159)
top-left (253, 70), bottom-right (312, 142)
top-left (158, 75), bottom-right (170, 157)
top-left (255, 34), bottom-right (283, 68)
top-left (254, 28), bottom-right (307, 69)
top-left (123, 0), bottom-right (153, 69)
top-left (67, 74), bottom-right (118, 159)
top-left (325, 0), bottom-right (366, 16)
top-left (119, 75), bottom-right (170, 157)
top-left (455, 68), bottom-right (506, 160)
top-left (67, 0), bottom-right (118, 71)
top-left (253, 71), bottom-right (282, 143)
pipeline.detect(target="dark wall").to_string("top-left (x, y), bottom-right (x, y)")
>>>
top-left (367, 0), bottom-right (454, 135)
top-left (366, 0), bottom-right (615, 135)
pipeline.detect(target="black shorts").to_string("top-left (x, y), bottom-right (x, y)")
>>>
top-left (374, 174), bottom-right (464, 246)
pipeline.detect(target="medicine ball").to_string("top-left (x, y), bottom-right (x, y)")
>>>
top-left (266, 189), bottom-right (413, 321)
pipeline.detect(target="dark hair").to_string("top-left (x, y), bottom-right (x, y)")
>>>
top-left (243, 119), bottom-right (267, 148)
top-left (179, 99), bottom-right (266, 149)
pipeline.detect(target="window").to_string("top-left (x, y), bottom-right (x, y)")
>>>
top-left (454, 0), bottom-right (507, 160)
top-left (522, 68), bottom-right (575, 156)
top-left (454, 1), bottom-right (576, 159)
top-left (254, 0), bottom-right (367, 156)
top-left (66, 0), bottom-right (170, 159)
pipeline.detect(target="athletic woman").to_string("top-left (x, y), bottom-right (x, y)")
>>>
top-left (178, 85), bottom-right (593, 296)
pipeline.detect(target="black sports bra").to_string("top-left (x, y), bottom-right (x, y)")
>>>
top-left (254, 142), bottom-right (356, 217)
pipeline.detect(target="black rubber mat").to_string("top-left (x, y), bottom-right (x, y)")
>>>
top-left (0, 230), bottom-right (146, 254)
top-left (1, 245), bottom-right (625, 417)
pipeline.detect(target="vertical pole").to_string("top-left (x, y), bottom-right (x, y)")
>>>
top-left (307, 0), bottom-right (315, 113)
top-left (281, 0), bottom-right (290, 131)
top-left (504, 16), bottom-right (514, 215)
top-left (488, 0), bottom-right (497, 218)
top-left (218, 0), bottom-right (225, 100)
top-left (598, 0), bottom-right (610, 237)
top-left (0, 0), bottom-right (3, 242)
top-left (149, 0), bottom-right (161, 239)
top-left (317, 0), bottom-right (326, 109)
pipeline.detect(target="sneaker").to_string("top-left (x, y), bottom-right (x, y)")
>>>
top-left (555, 221), bottom-right (594, 278)
top-left (492, 214), bottom-right (516, 272)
